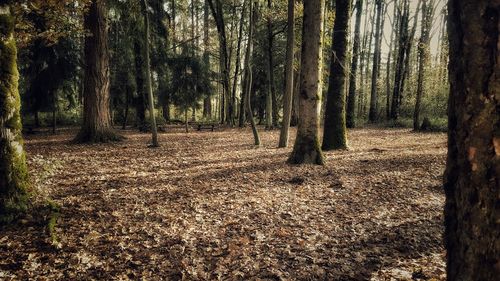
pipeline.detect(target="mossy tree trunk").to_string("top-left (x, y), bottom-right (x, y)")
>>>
top-left (278, 0), bottom-right (295, 148)
top-left (322, 0), bottom-right (351, 151)
top-left (0, 4), bottom-right (29, 223)
top-left (346, 0), bottom-right (363, 129)
top-left (444, 0), bottom-right (500, 279)
top-left (75, 0), bottom-right (123, 143)
top-left (288, 0), bottom-right (325, 165)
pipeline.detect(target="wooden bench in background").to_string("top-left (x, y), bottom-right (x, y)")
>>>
top-left (194, 122), bottom-right (219, 132)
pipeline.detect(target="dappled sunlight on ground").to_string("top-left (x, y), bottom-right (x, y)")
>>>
top-left (1, 127), bottom-right (447, 280)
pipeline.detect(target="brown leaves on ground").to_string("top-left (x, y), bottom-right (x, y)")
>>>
top-left (0, 127), bottom-right (447, 280)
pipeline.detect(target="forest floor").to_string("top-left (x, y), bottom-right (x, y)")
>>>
top-left (1, 126), bottom-right (447, 280)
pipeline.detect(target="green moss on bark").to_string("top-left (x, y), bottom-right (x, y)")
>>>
top-left (0, 11), bottom-right (30, 224)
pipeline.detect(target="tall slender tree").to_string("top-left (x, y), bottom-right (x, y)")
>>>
top-left (278, 0), bottom-right (295, 148)
top-left (231, 0), bottom-right (246, 126)
top-left (203, 0), bottom-right (212, 118)
top-left (141, 0), bottom-right (159, 147)
top-left (346, 0), bottom-right (363, 128)
top-left (385, 0), bottom-right (398, 119)
top-left (75, 0), bottom-right (123, 142)
top-left (0, 3), bottom-right (30, 223)
top-left (288, 0), bottom-right (325, 165)
top-left (322, 0), bottom-right (351, 150)
top-left (444, 0), bottom-right (499, 279)
top-left (413, 0), bottom-right (434, 130)
top-left (368, 0), bottom-right (384, 122)
top-left (244, 0), bottom-right (260, 145)
top-left (208, 0), bottom-right (230, 124)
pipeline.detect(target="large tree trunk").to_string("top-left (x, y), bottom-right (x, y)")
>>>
top-left (278, 0), bottom-right (295, 148)
top-left (141, 0), bottom-right (159, 147)
top-left (346, 0), bottom-right (363, 128)
top-left (322, 0), bottom-right (351, 150)
top-left (75, 0), bottom-right (123, 142)
top-left (288, 0), bottom-right (325, 165)
top-left (444, 0), bottom-right (500, 279)
top-left (368, 0), bottom-right (384, 122)
top-left (0, 5), bottom-right (29, 223)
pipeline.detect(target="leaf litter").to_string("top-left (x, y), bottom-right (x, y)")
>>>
top-left (0, 127), bottom-right (447, 280)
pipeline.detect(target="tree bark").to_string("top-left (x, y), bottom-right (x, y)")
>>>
top-left (278, 0), bottom-right (295, 148)
top-left (386, 0), bottom-right (398, 120)
top-left (134, 40), bottom-right (147, 129)
top-left (288, 0), bottom-right (325, 165)
top-left (208, 0), bottom-right (230, 124)
top-left (368, 0), bottom-right (384, 122)
top-left (413, 0), bottom-right (433, 131)
top-left (266, 0), bottom-right (278, 128)
top-left (444, 0), bottom-right (500, 279)
top-left (322, 0), bottom-right (351, 150)
top-left (390, 0), bottom-right (409, 120)
top-left (0, 4), bottom-right (29, 223)
top-left (141, 0), bottom-right (159, 147)
top-left (203, 0), bottom-right (212, 118)
top-left (346, 0), bottom-right (363, 128)
top-left (244, 0), bottom-right (260, 145)
top-left (75, 0), bottom-right (123, 142)
top-left (231, 0), bottom-right (246, 127)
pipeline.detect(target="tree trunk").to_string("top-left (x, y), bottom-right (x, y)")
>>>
top-left (413, 0), bottom-right (433, 131)
top-left (75, 0), bottom-right (123, 143)
top-left (368, 0), bottom-right (383, 122)
top-left (444, 0), bottom-right (500, 279)
top-left (391, 0), bottom-right (409, 120)
top-left (322, 0), bottom-right (351, 150)
top-left (208, 0), bottom-right (230, 125)
top-left (391, 0), bottom-right (420, 120)
top-left (34, 111), bottom-right (40, 128)
top-left (288, 0), bottom-right (325, 165)
top-left (245, 0), bottom-right (260, 145)
top-left (134, 40), bottom-right (146, 129)
top-left (0, 5), bottom-right (30, 223)
top-left (141, 0), bottom-right (159, 147)
top-left (203, 0), bottom-right (212, 119)
top-left (290, 66), bottom-right (300, 127)
top-left (184, 109), bottom-right (189, 133)
top-left (386, 0), bottom-right (398, 120)
top-left (52, 90), bottom-right (58, 135)
top-left (359, 0), bottom-right (375, 118)
top-left (267, 0), bottom-right (278, 128)
top-left (346, 0), bottom-right (363, 128)
top-left (122, 86), bottom-right (130, 129)
top-left (278, 0), bottom-right (295, 148)
top-left (231, 0), bottom-right (246, 127)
